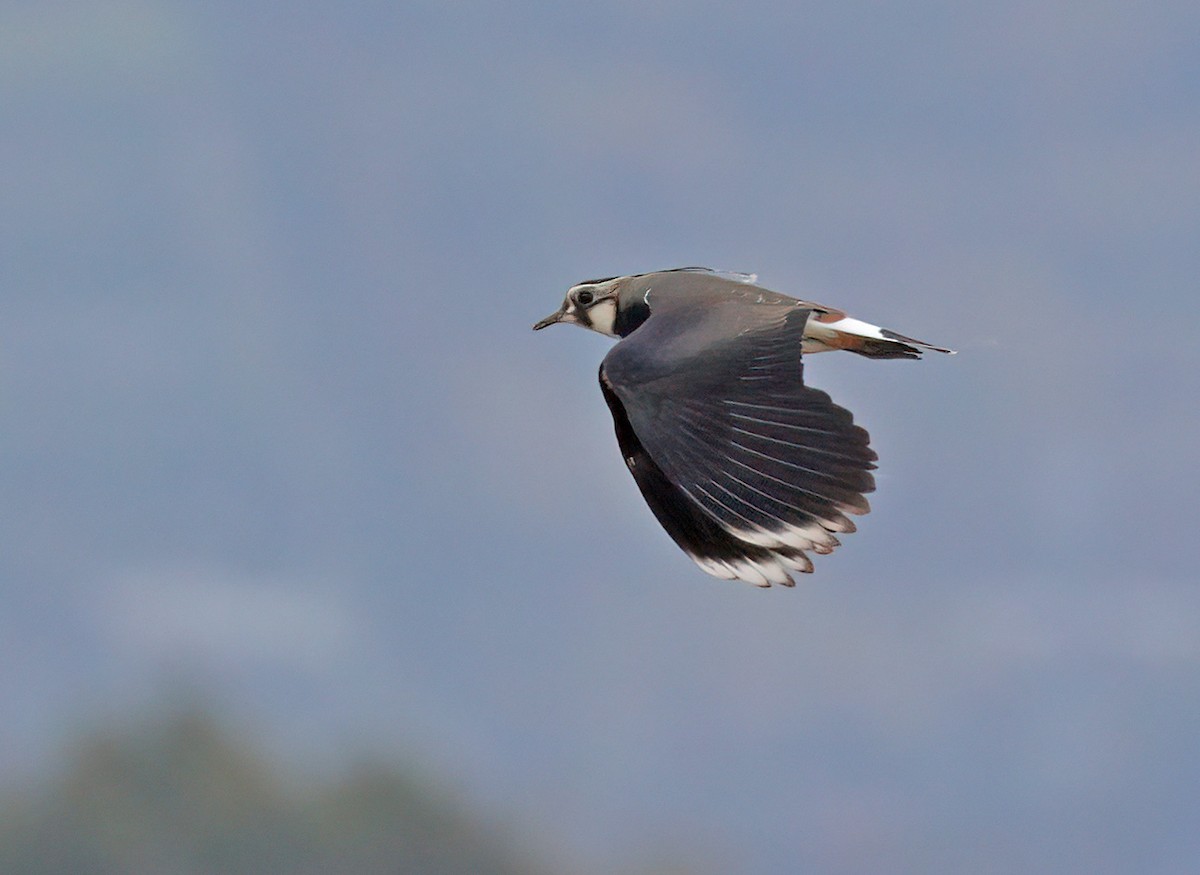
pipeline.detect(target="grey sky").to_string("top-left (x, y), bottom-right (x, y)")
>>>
top-left (3, 1), bottom-right (1199, 872)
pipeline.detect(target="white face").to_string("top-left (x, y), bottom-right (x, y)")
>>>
top-left (561, 280), bottom-right (620, 337)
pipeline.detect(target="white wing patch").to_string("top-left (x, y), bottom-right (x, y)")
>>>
top-left (689, 553), bottom-right (794, 588)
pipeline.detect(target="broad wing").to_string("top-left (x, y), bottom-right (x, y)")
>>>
top-left (599, 304), bottom-right (876, 587)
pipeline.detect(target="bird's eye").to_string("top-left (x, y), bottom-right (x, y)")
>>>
top-left (576, 290), bottom-right (594, 306)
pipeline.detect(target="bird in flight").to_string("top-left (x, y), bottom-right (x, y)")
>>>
top-left (532, 267), bottom-right (952, 587)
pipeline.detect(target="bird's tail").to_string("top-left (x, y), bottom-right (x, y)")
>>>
top-left (804, 315), bottom-right (956, 359)
top-left (850, 327), bottom-right (956, 359)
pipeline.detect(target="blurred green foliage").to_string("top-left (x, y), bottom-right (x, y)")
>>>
top-left (0, 709), bottom-right (547, 875)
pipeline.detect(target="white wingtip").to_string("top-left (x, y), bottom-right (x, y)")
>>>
top-left (689, 553), bottom-right (796, 588)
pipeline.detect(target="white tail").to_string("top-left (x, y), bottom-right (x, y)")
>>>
top-left (803, 316), bottom-right (955, 359)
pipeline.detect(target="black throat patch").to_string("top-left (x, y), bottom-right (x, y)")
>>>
top-left (613, 299), bottom-right (651, 337)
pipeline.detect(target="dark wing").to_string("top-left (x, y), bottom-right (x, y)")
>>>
top-left (599, 304), bottom-right (876, 587)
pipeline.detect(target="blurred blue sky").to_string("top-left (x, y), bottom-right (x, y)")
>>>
top-left (3, 1), bottom-right (1199, 872)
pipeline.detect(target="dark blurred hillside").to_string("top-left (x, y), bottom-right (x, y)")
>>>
top-left (0, 709), bottom-right (551, 875)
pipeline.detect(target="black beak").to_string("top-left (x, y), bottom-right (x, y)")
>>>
top-left (532, 308), bottom-right (566, 331)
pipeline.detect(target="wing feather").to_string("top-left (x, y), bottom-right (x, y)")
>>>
top-left (599, 303), bottom-right (876, 586)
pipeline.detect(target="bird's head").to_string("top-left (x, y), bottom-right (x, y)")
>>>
top-left (532, 276), bottom-right (625, 337)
